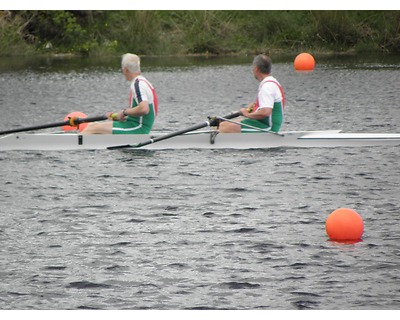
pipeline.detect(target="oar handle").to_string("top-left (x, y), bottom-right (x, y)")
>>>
top-left (208, 111), bottom-right (241, 126)
top-left (0, 115), bottom-right (107, 135)
top-left (68, 115), bottom-right (108, 126)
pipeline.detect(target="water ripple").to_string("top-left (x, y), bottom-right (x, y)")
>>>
top-left (2, 60), bottom-right (400, 310)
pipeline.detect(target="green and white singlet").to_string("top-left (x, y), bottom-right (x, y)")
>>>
top-left (112, 75), bottom-right (158, 134)
top-left (241, 76), bottom-right (284, 133)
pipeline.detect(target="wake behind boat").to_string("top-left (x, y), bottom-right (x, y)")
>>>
top-left (2, 129), bottom-right (400, 151)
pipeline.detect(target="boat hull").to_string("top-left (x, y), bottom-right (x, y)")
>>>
top-left (2, 130), bottom-right (400, 151)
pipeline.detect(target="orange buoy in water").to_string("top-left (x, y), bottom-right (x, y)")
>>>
top-left (62, 111), bottom-right (88, 132)
top-left (325, 208), bottom-right (364, 242)
top-left (294, 53), bottom-right (315, 71)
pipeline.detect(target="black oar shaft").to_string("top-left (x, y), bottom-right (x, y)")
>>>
top-left (135, 121), bottom-right (210, 148)
top-left (137, 111), bottom-right (241, 148)
top-left (0, 115), bottom-right (107, 135)
top-left (108, 111), bottom-right (241, 150)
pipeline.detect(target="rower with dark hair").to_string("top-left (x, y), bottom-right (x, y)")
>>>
top-left (219, 54), bottom-right (284, 133)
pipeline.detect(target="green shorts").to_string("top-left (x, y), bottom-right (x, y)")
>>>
top-left (240, 118), bottom-right (270, 133)
top-left (112, 120), bottom-right (151, 134)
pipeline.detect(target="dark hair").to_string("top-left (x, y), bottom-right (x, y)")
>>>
top-left (253, 54), bottom-right (272, 74)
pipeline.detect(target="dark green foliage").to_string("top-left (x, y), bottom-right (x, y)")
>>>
top-left (1, 10), bottom-right (399, 56)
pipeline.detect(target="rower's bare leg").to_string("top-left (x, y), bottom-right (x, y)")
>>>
top-left (80, 121), bottom-right (113, 134)
top-left (218, 119), bottom-right (242, 133)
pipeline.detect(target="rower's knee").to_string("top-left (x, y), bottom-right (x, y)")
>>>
top-left (80, 122), bottom-right (95, 134)
top-left (80, 122), bottom-right (112, 135)
top-left (219, 121), bottom-right (241, 133)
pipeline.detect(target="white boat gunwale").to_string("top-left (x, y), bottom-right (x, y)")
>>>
top-left (2, 129), bottom-right (400, 151)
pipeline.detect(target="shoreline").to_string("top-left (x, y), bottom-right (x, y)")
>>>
top-left (0, 47), bottom-right (388, 59)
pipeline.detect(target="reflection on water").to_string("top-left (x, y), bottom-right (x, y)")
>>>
top-left (1, 52), bottom-right (399, 73)
top-left (0, 54), bottom-right (252, 73)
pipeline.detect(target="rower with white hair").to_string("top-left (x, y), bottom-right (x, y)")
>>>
top-left (81, 53), bottom-right (158, 134)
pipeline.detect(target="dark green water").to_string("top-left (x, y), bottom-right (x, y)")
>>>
top-left (1, 52), bottom-right (399, 73)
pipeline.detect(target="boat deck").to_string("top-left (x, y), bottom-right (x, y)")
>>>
top-left (2, 130), bottom-right (400, 151)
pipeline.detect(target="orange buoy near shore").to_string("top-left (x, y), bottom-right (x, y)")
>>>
top-left (294, 52), bottom-right (315, 71)
top-left (62, 111), bottom-right (88, 132)
top-left (325, 208), bottom-right (364, 242)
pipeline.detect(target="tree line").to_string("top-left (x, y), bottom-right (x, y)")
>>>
top-left (1, 10), bottom-right (399, 56)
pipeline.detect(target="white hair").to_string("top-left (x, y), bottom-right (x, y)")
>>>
top-left (121, 53), bottom-right (141, 73)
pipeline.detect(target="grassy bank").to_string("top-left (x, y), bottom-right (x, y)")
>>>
top-left (1, 10), bottom-right (399, 57)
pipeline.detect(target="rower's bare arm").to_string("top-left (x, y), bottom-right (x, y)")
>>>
top-left (110, 101), bottom-right (150, 120)
top-left (241, 107), bottom-right (271, 120)
top-left (127, 101), bottom-right (150, 116)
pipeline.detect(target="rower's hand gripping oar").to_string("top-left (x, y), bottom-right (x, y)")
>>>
top-left (107, 111), bottom-right (241, 150)
top-left (0, 115), bottom-right (108, 136)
